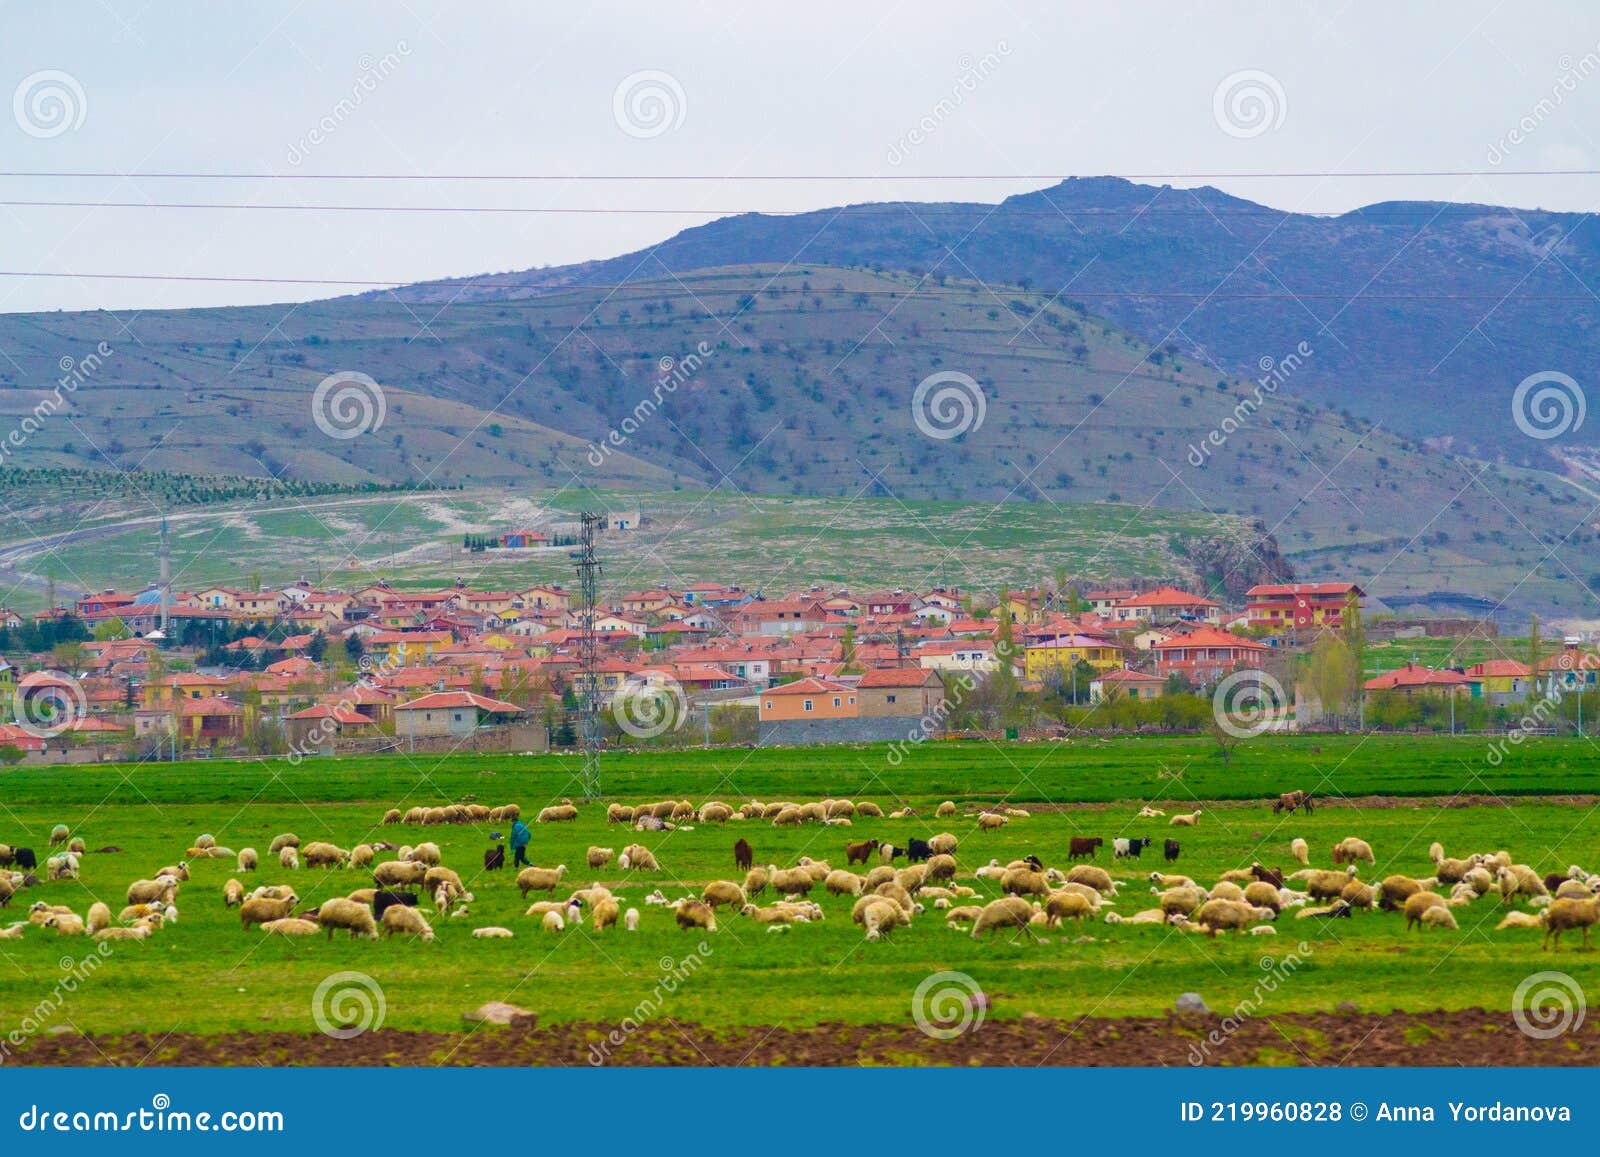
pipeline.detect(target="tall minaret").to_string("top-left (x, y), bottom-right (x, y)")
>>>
top-left (158, 516), bottom-right (171, 633)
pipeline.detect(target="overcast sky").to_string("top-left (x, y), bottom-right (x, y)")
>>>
top-left (3, 1), bottom-right (1600, 314)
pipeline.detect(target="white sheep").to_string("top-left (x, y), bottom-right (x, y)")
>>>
top-left (1169, 809), bottom-right (1203, 827)
top-left (472, 926), bottom-right (514, 939)
top-left (1290, 838), bottom-right (1309, 865)
top-left (624, 907), bottom-right (640, 931)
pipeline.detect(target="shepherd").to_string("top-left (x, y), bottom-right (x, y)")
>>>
top-left (510, 817), bottom-right (532, 868)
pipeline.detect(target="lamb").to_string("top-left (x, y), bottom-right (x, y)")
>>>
top-left (515, 865), bottom-right (567, 897)
top-left (971, 896), bottom-right (1036, 939)
top-left (620, 844), bottom-right (660, 871)
top-left (381, 904), bottom-right (435, 940)
top-left (1496, 911), bottom-right (1545, 931)
top-left (279, 846), bottom-right (299, 871)
top-left (45, 913), bottom-right (86, 936)
top-left (0, 922), bottom-right (25, 940)
top-left (1169, 809), bottom-right (1202, 827)
top-left (702, 880), bottom-right (747, 908)
top-left (1403, 891), bottom-right (1449, 931)
top-left (674, 899), bottom-right (717, 932)
top-left (222, 879), bottom-right (245, 908)
top-left (1420, 906), bottom-right (1458, 931)
top-left (1001, 867), bottom-right (1050, 897)
top-left (1290, 838), bottom-right (1309, 865)
top-left (473, 926), bottom-right (514, 939)
top-left (239, 895), bottom-right (298, 929)
top-left (1542, 897), bottom-right (1600, 950)
top-left (237, 848), bottom-right (258, 872)
top-left (423, 866), bottom-right (464, 894)
top-left (587, 846), bottom-right (615, 870)
top-left (317, 897), bottom-right (379, 940)
top-left (825, 870), bottom-right (864, 896)
top-left (541, 910), bottom-right (565, 933)
top-left (1331, 837), bottom-right (1375, 866)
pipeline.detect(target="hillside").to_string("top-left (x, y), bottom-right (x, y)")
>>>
top-left (387, 178), bottom-right (1600, 463)
top-left (0, 263), bottom-right (1595, 613)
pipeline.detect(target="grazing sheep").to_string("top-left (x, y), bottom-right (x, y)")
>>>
top-left (349, 845), bottom-right (375, 870)
top-left (587, 846), bottom-right (614, 870)
top-left (936, 801), bottom-right (957, 817)
top-left (1339, 880), bottom-right (1378, 910)
top-left (222, 879), bottom-right (245, 908)
top-left (977, 812), bottom-right (1008, 832)
top-left (382, 904), bottom-right (435, 941)
top-left (587, 897), bottom-right (620, 932)
top-left (1158, 886), bottom-right (1206, 917)
top-left (925, 854), bottom-right (957, 883)
top-left (1420, 906), bottom-right (1458, 931)
top-left (1542, 897), bottom-right (1600, 949)
top-left (1045, 891), bottom-right (1094, 926)
top-left (859, 899), bottom-right (909, 941)
top-left (971, 896), bottom-right (1036, 939)
top-left (279, 846), bottom-right (299, 871)
top-left (896, 863), bottom-right (928, 892)
top-left (1244, 881), bottom-right (1284, 912)
top-left (540, 910), bottom-right (565, 933)
top-left (48, 824), bottom-right (70, 847)
top-left (1169, 809), bottom-right (1202, 827)
top-left (1001, 867), bottom-right (1050, 898)
top-left (47, 854), bottom-right (79, 881)
top-left (864, 865), bottom-right (898, 890)
top-left (537, 804), bottom-right (579, 824)
top-left (771, 806), bottom-right (803, 827)
top-left (66, 837), bottom-right (85, 855)
top-left (1194, 899), bottom-right (1271, 937)
top-left (857, 802), bottom-right (884, 818)
top-left (239, 895), bottom-right (297, 929)
top-left (1331, 837), bottom-right (1375, 866)
top-left (622, 907), bottom-right (640, 932)
top-left (317, 897), bottom-right (379, 940)
top-left (302, 841), bottom-right (349, 868)
top-left (1300, 867), bottom-right (1358, 901)
top-left (674, 899), bottom-right (717, 932)
top-left (1403, 891), bottom-right (1449, 931)
top-left (268, 833), bottom-right (299, 854)
top-left (126, 879), bottom-right (176, 906)
top-left (606, 803), bottom-right (633, 824)
top-left (620, 844), bottom-right (660, 871)
top-left (1290, 838), bottom-right (1309, 865)
top-left (1498, 864), bottom-right (1549, 906)
top-left (381, 809), bottom-right (403, 825)
top-left (405, 842), bottom-right (442, 866)
top-left (1065, 865), bottom-right (1116, 895)
top-left (1209, 881), bottom-right (1246, 903)
top-left (1377, 874), bottom-right (1426, 910)
top-left (927, 832), bottom-right (959, 857)
top-left (769, 866), bottom-right (814, 897)
top-left (1434, 855), bottom-right (1478, 884)
top-left (702, 880), bottom-right (747, 908)
top-left (944, 905), bottom-right (984, 925)
top-left (825, 870), bottom-right (864, 897)
top-left (236, 848), bottom-right (258, 872)
top-left (743, 866), bottom-right (769, 898)
top-left (373, 859), bottom-right (427, 888)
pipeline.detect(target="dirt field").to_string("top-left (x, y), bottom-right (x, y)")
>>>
top-left (9, 1012), bottom-right (1597, 1067)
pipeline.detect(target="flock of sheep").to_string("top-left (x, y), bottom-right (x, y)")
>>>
top-left (4, 795), bottom-right (1596, 955)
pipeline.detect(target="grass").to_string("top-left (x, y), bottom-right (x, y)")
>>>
top-left (0, 735), bottom-right (1597, 1043)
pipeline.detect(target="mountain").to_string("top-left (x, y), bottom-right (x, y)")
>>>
top-left (1, 261), bottom-right (1595, 614)
top-left (386, 177), bottom-right (1600, 463)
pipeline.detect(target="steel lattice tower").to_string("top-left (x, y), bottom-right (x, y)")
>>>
top-left (575, 511), bottom-right (603, 800)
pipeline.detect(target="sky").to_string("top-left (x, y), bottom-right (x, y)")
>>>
top-left (2, 1), bottom-right (1600, 313)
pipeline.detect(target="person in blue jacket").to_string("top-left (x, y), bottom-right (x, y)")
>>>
top-left (510, 818), bottom-right (532, 868)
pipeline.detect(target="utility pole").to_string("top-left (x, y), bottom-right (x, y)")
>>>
top-left (576, 511), bottom-right (603, 800)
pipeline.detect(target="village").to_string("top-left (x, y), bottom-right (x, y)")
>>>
top-left (1, 561), bottom-right (1592, 765)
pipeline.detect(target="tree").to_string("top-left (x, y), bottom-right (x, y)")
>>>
top-left (1211, 720), bottom-right (1240, 766)
top-left (1305, 633), bottom-right (1354, 721)
top-left (840, 624), bottom-right (860, 674)
top-left (52, 640), bottom-right (86, 673)
top-left (0, 744), bottom-right (25, 766)
top-left (94, 617), bottom-right (131, 642)
top-left (1527, 613), bottom-right (1543, 703)
top-left (1342, 590), bottom-right (1365, 703)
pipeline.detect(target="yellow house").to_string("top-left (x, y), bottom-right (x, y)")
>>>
top-left (365, 631), bottom-right (452, 666)
top-left (999, 589), bottom-right (1048, 625)
top-left (1023, 635), bottom-right (1123, 680)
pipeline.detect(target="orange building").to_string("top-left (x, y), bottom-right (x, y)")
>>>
top-left (758, 677), bottom-right (858, 721)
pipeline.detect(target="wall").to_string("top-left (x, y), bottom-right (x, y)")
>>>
top-left (757, 717), bottom-right (937, 746)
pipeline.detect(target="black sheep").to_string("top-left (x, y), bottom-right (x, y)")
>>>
top-left (906, 838), bottom-right (933, 863)
top-left (483, 846), bottom-right (505, 872)
top-left (1163, 839), bottom-right (1180, 862)
top-left (372, 890), bottom-right (418, 919)
top-left (733, 838), bottom-right (753, 871)
top-left (14, 847), bottom-right (36, 871)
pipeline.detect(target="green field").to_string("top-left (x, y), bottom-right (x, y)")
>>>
top-left (0, 735), bottom-right (1596, 1057)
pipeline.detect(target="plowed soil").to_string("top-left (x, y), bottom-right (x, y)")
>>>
top-left (9, 1011), bottom-right (1596, 1066)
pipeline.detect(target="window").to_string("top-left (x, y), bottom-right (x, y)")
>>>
top-left (886, 694), bottom-right (897, 704)
top-left (803, 699), bottom-right (814, 712)
top-left (832, 697), bottom-right (841, 707)
top-left (764, 701), bottom-right (773, 710)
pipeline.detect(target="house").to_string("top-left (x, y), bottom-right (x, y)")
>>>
top-left (143, 672), bottom-right (233, 708)
top-left (1246, 583), bottom-right (1364, 633)
top-left (863, 591), bottom-right (923, 618)
top-left (619, 590), bottom-right (675, 616)
top-left (1132, 627), bottom-right (1176, 652)
top-left (1111, 586), bottom-right (1221, 624)
top-left (393, 691), bottom-right (525, 738)
top-left (285, 703), bottom-right (375, 747)
top-left (914, 639), bottom-right (999, 673)
top-left (1363, 663), bottom-right (1470, 698)
top-left (76, 590), bottom-right (137, 617)
top-left (854, 667), bottom-right (945, 718)
top-left (758, 677), bottom-right (858, 721)
top-left (1535, 644), bottom-right (1600, 695)
top-left (1089, 667), bottom-right (1167, 702)
top-left (178, 695), bottom-right (245, 742)
top-left (12, 671), bottom-right (86, 733)
top-left (519, 585), bottom-right (571, 613)
top-left (1086, 589), bottom-right (1136, 615)
top-left (365, 631), bottom-right (453, 666)
top-left (1023, 635), bottom-right (1123, 681)
top-left (1462, 659), bottom-right (1532, 705)
top-left (1149, 627), bottom-right (1269, 683)
top-left (733, 600), bottom-right (829, 637)
top-left (500, 530), bottom-right (549, 549)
